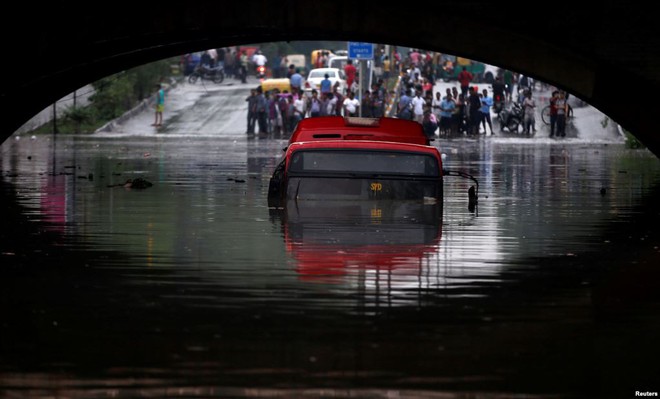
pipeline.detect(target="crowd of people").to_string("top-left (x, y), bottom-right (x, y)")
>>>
top-left (243, 79), bottom-right (385, 137)
top-left (243, 46), bottom-right (396, 137)
top-left (231, 45), bottom-right (569, 139)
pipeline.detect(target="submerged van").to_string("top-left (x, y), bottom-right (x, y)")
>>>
top-left (267, 117), bottom-right (443, 208)
top-left (267, 116), bottom-right (479, 211)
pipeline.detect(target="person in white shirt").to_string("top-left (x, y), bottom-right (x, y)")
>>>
top-left (292, 95), bottom-right (305, 126)
top-left (252, 50), bottom-right (267, 67)
top-left (326, 93), bottom-right (338, 116)
top-left (343, 92), bottom-right (360, 117)
top-left (411, 90), bottom-right (426, 124)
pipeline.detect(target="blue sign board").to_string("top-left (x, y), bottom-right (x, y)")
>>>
top-left (348, 42), bottom-right (374, 60)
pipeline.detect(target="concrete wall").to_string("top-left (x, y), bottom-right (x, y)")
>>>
top-left (14, 85), bottom-right (95, 134)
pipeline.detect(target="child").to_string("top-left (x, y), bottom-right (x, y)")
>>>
top-left (152, 84), bottom-right (165, 127)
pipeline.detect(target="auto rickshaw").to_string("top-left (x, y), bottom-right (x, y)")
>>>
top-left (260, 78), bottom-right (291, 94)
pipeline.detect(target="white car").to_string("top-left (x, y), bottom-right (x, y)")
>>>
top-left (304, 67), bottom-right (347, 96)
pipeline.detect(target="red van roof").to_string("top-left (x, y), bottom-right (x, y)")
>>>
top-left (285, 140), bottom-right (443, 171)
top-left (289, 116), bottom-right (430, 146)
top-left (286, 140), bottom-right (441, 157)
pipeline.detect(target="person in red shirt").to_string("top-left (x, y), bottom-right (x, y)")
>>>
top-left (457, 66), bottom-right (474, 99)
top-left (344, 59), bottom-right (357, 95)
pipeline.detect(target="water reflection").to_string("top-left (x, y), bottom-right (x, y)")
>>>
top-left (274, 201), bottom-right (442, 287)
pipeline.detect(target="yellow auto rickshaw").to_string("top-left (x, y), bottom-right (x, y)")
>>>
top-left (260, 78), bottom-right (291, 94)
top-left (310, 49), bottom-right (335, 69)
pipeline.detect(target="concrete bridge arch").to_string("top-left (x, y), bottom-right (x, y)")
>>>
top-left (1, 2), bottom-right (657, 154)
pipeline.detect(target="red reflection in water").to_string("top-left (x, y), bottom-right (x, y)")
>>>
top-left (279, 201), bottom-right (442, 284)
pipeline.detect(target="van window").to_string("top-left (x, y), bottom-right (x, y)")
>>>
top-left (289, 150), bottom-right (439, 177)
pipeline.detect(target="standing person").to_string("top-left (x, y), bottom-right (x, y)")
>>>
top-left (343, 91), bottom-right (360, 117)
top-left (549, 90), bottom-right (559, 137)
top-left (278, 92), bottom-right (290, 134)
top-left (292, 94), bottom-right (305, 128)
top-left (152, 83), bottom-right (165, 127)
top-left (555, 91), bottom-right (569, 137)
top-left (332, 83), bottom-right (344, 116)
top-left (503, 69), bottom-right (514, 102)
top-left (307, 90), bottom-right (322, 117)
top-left (278, 55), bottom-right (288, 79)
top-left (255, 87), bottom-right (268, 134)
top-left (439, 93), bottom-right (455, 136)
top-left (451, 86), bottom-right (459, 102)
top-left (344, 59), bottom-right (357, 94)
top-left (422, 78), bottom-right (433, 98)
top-left (267, 91), bottom-right (280, 134)
top-left (216, 47), bottom-right (226, 70)
top-left (432, 91), bottom-right (443, 123)
top-left (382, 56), bottom-right (391, 80)
top-left (371, 83), bottom-right (384, 118)
top-left (225, 48), bottom-right (235, 78)
top-left (397, 89), bottom-right (412, 120)
top-left (480, 88), bottom-right (494, 135)
top-left (239, 50), bottom-right (249, 83)
top-left (458, 66), bottom-right (474, 99)
top-left (207, 48), bottom-right (217, 67)
top-left (361, 90), bottom-right (373, 118)
top-left (467, 86), bottom-right (481, 135)
top-left (324, 92), bottom-right (337, 116)
top-left (454, 93), bottom-right (467, 135)
top-left (522, 89), bottom-right (536, 135)
top-left (289, 68), bottom-right (303, 97)
top-left (286, 64), bottom-right (295, 79)
top-left (284, 95), bottom-right (295, 135)
top-left (411, 90), bottom-right (426, 124)
top-left (245, 88), bottom-right (258, 135)
top-left (320, 73), bottom-right (332, 96)
top-left (422, 109), bottom-right (438, 138)
top-left (271, 53), bottom-right (281, 78)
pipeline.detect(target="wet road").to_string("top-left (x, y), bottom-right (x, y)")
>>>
top-left (1, 77), bottom-right (660, 398)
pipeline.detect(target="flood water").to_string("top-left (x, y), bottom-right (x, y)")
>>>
top-left (2, 88), bottom-right (660, 398)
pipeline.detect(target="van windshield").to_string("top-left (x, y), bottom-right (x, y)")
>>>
top-left (289, 150), bottom-right (439, 177)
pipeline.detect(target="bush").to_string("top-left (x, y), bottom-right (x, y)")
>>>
top-left (90, 59), bottom-right (174, 123)
top-left (624, 129), bottom-right (645, 149)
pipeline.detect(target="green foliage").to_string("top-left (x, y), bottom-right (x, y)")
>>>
top-left (624, 129), bottom-right (646, 149)
top-left (90, 59), bottom-right (173, 121)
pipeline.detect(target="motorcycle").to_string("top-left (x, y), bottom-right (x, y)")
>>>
top-left (188, 64), bottom-right (225, 84)
top-left (256, 65), bottom-right (266, 81)
top-left (498, 101), bottom-right (524, 133)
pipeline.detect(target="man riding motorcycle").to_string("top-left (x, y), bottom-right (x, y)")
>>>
top-left (252, 50), bottom-right (268, 80)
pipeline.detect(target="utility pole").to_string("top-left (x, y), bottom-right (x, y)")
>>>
top-left (52, 103), bottom-right (58, 134)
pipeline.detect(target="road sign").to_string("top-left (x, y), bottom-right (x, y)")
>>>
top-left (348, 42), bottom-right (374, 60)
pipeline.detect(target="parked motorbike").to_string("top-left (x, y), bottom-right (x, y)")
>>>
top-left (188, 64), bottom-right (225, 84)
top-left (498, 101), bottom-right (524, 133)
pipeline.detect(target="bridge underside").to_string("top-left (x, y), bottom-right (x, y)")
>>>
top-left (1, 2), bottom-right (658, 154)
